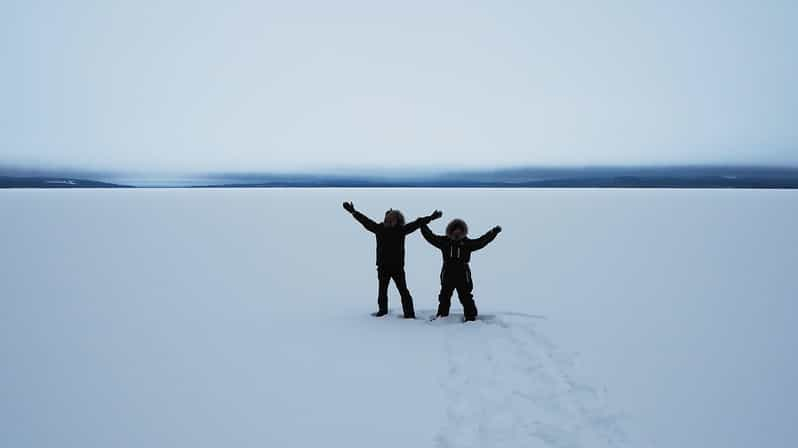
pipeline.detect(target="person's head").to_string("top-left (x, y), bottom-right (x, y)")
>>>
top-left (446, 219), bottom-right (468, 241)
top-left (383, 209), bottom-right (405, 228)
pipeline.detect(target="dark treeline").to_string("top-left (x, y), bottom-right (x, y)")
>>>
top-left (2, 166), bottom-right (798, 189)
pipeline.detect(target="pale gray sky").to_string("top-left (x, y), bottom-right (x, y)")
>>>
top-left (2, 0), bottom-right (797, 172)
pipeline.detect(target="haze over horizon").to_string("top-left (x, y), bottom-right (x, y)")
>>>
top-left (2, 1), bottom-right (797, 172)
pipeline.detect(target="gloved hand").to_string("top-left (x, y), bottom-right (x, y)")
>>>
top-left (430, 210), bottom-right (443, 220)
top-left (493, 225), bottom-right (502, 234)
top-left (342, 201), bottom-right (355, 213)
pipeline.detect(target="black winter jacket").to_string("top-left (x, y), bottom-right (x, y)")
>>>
top-left (352, 211), bottom-right (433, 271)
top-left (420, 224), bottom-right (499, 267)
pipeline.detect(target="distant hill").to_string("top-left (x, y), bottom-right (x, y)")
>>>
top-left (0, 176), bottom-right (127, 189)
top-left (182, 166), bottom-right (798, 189)
top-left (1, 166), bottom-right (797, 189)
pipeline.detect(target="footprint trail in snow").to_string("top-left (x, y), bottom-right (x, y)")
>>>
top-left (430, 313), bottom-right (635, 448)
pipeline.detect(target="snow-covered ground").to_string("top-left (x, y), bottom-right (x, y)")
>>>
top-left (1, 188), bottom-right (796, 448)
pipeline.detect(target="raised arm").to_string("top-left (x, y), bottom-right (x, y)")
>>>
top-left (343, 202), bottom-right (379, 233)
top-left (404, 210), bottom-right (443, 235)
top-left (465, 226), bottom-right (502, 251)
top-left (420, 223), bottom-right (447, 249)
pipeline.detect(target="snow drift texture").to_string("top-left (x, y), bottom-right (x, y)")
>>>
top-left (1, 188), bottom-right (796, 448)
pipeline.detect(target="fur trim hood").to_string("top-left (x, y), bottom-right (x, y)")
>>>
top-left (384, 209), bottom-right (406, 227)
top-left (446, 218), bottom-right (468, 240)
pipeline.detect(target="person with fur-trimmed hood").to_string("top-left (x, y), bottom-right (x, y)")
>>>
top-left (343, 201), bottom-right (442, 318)
top-left (421, 218), bottom-right (502, 321)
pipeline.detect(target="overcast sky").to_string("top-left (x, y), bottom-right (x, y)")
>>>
top-left (2, 0), bottom-right (796, 172)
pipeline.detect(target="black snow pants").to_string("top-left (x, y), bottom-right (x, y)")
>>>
top-left (437, 264), bottom-right (478, 321)
top-left (377, 268), bottom-right (416, 317)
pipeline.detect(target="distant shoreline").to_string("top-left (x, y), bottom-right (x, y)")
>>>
top-left (3, 179), bottom-right (798, 190)
top-left (3, 166), bottom-right (798, 189)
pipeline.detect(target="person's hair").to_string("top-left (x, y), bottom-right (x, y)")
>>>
top-left (384, 209), bottom-right (406, 226)
top-left (446, 219), bottom-right (468, 238)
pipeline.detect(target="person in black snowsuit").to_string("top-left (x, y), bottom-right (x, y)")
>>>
top-left (343, 201), bottom-right (442, 318)
top-left (421, 218), bottom-right (501, 321)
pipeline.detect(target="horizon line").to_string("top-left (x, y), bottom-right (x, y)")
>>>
top-left (3, 161), bottom-right (798, 178)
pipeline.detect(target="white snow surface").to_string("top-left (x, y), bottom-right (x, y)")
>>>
top-left (1, 188), bottom-right (796, 448)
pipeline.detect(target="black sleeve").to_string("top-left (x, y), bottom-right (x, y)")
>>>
top-left (351, 210), bottom-right (380, 233)
top-left (465, 229), bottom-right (499, 251)
top-left (420, 224), bottom-right (446, 249)
top-left (403, 216), bottom-right (432, 235)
